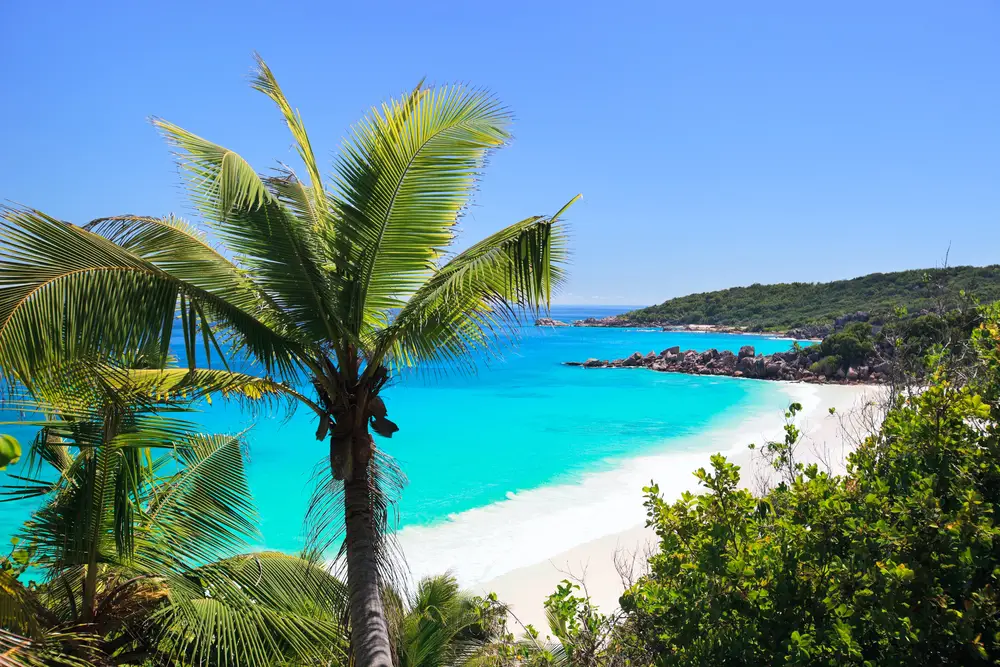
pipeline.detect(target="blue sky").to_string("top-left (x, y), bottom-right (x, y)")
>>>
top-left (3, 1), bottom-right (998, 306)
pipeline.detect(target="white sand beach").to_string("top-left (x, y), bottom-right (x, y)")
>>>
top-left (396, 380), bottom-right (883, 630)
top-left (477, 382), bottom-right (882, 630)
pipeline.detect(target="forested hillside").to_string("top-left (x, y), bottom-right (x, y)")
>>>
top-left (626, 265), bottom-right (1000, 330)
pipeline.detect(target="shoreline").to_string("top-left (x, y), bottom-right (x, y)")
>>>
top-left (538, 318), bottom-right (828, 342)
top-left (543, 318), bottom-right (799, 338)
top-left (477, 382), bottom-right (879, 630)
top-left (397, 381), bottom-right (879, 626)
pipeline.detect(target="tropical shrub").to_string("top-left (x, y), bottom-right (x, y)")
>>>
top-left (461, 581), bottom-right (631, 667)
top-left (815, 321), bottom-right (874, 368)
top-left (808, 355), bottom-right (841, 377)
top-left (618, 308), bottom-right (1000, 665)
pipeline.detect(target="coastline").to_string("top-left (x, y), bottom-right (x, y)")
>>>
top-left (477, 382), bottom-right (880, 630)
top-left (555, 318), bottom-right (795, 337)
top-left (397, 380), bottom-right (880, 628)
top-left (538, 318), bottom-right (827, 342)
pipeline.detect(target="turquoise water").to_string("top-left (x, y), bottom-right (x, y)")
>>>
top-left (0, 306), bottom-right (796, 554)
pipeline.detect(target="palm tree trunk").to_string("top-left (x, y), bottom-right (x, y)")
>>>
top-left (343, 457), bottom-right (393, 666)
top-left (81, 550), bottom-right (99, 622)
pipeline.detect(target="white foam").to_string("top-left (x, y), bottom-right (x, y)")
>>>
top-left (398, 382), bottom-right (822, 586)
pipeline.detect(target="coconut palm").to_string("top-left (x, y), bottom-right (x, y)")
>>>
top-left (386, 573), bottom-right (507, 667)
top-left (0, 55), bottom-right (577, 665)
top-left (0, 368), bottom-right (349, 666)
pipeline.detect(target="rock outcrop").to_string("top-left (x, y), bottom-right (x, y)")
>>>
top-left (535, 317), bottom-right (569, 327)
top-left (786, 324), bottom-right (831, 340)
top-left (571, 316), bottom-right (638, 327)
top-left (566, 346), bottom-right (885, 384)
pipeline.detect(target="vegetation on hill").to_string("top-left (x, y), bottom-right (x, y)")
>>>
top-left (794, 306), bottom-right (982, 379)
top-left (625, 266), bottom-right (1000, 330)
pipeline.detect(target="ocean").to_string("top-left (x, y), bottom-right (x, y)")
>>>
top-left (0, 306), bottom-right (800, 572)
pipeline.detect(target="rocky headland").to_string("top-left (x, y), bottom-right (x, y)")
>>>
top-left (565, 345), bottom-right (888, 384)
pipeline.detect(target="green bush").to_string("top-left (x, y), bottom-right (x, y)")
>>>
top-left (618, 311), bottom-right (1000, 665)
top-left (816, 322), bottom-right (874, 367)
top-left (808, 355), bottom-right (841, 376)
top-left (878, 309), bottom-right (981, 366)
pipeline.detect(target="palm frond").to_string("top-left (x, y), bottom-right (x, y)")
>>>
top-left (153, 119), bottom-right (346, 344)
top-left (84, 214), bottom-right (300, 346)
top-left (391, 574), bottom-right (501, 667)
top-left (331, 84), bottom-right (512, 336)
top-left (10, 397), bottom-right (237, 575)
top-left (153, 552), bottom-right (349, 667)
top-left (20, 411), bottom-right (148, 569)
top-left (0, 628), bottom-right (96, 667)
top-left (250, 54), bottom-right (330, 224)
top-left (375, 197), bottom-right (577, 372)
top-left (0, 570), bottom-right (41, 638)
top-left (0, 208), bottom-right (301, 382)
top-left (138, 432), bottom-right (259, 573)
top-left (102, 367), bottom-right (321, 416)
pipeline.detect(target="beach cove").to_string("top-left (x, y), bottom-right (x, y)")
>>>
top-left (0, 307), bottom-right (850, 602)
top-left (469, 382), bottom-right (878, 629)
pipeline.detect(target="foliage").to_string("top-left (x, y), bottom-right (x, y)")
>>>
top-left (625, 265), bottom-right (1000, 330)
top-left (749, 402), bottom-right (803, 483)
top-left (618, 310), bottom-right (1000, 665)
top-left (808, 354), bottom-right (841, 377)
top-left (455, 581), bottom-right (634, 667)
top-left (800, 321), bottom-right (875, 374)
top-left (878, 307), bottom-right (982, 372)
top-left (0, 435), bottom-right (20, 470)
top-left (0, 375), bottom-right (354, 667)
top-left (536, 581), bottom-right (624, 667)
top-left (388, 574), bottom-right (506, 667)
top-left (815, 321), bottom-right (874, 366)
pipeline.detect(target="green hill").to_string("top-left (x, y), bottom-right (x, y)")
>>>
top-left (625, 265), bottom-right (1000, 331)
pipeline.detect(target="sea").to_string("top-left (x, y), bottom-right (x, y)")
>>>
top-left (0, 306), bottom-right (802, 578)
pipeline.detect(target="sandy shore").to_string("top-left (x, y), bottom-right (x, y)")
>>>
top-left (478, 382), bottom-right (882, 630)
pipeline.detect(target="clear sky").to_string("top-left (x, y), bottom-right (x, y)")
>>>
top-left (3, 1), bottom-right (998, 306)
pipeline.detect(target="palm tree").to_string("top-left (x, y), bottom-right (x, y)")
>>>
top-left (0, 55), bottom-right (577, 665)
top-left (387, 573), bottom-right (505, 667)
top-left (0, 368), bottom-right (349, 666)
